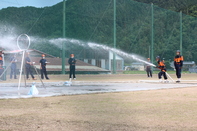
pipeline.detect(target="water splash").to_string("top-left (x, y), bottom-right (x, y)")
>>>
top-left (87, 42), bottom-right (156, 67)
top-left (0, 35), bottom-right (18, 51)
top-left (49, 38), bottom-right (156, 67)
top-left (0, 29), bottom-right (156, 67)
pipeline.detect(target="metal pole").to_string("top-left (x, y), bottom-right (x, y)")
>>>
top-left (113, 0), bottom-right (116, 74)
top-left (0, 62), bottom-right (12, 79)
top-left (180, 11), bottom-right (183, 55)
top-left (151, 3), bottom-right (154, 70)
top-left (166, 72), bottom-right (175, 82)
top-left (62, 0), bottom-right (66, 74)
top-left (2, 54), bottom-right (4, 67)
top-left (23, 57), bottom-right (27, 88)
top-left (33, 65), bottom-right (45, 88)
top-left (18, 50), bottom-right (25, 90)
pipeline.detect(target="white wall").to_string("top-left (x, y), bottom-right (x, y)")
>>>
top-left (91, 59), bottom-right (96, 66)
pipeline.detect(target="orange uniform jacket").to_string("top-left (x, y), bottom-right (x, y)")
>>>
top-left (157, 60), bottom-right (166, 72)
top-left (174, 55), bottom-right (183, 67)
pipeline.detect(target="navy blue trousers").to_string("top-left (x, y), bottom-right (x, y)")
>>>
top-left (175, 65), bottom-right (182, 78)
top-left (69, 65), bottom-right (76, 79)
top-left (158, 71), bottom-right (167, 80)
top-left (26, 66), bottom-right (34, 79)
top-left (41, 66), bottom-right (49, 79)
top-left (10, 64), bottom-right (17, 79)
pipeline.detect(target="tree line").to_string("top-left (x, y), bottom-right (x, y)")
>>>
top-left (0, 0), bottom-right (197, 64)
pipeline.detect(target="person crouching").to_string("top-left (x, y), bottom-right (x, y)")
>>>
top-left (156, 56), bottom-right (168, 83)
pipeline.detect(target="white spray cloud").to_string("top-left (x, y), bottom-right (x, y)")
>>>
top-left (0, 35), bottom-right (18, 51)
top-left (0, 24), bottom-right (155, 67)
top-left (49, 38), bottom-right (156, 67)
top-left (19, 36), bottom-right (156, 67)
top-left (0, 25), bottom-right (19, 51)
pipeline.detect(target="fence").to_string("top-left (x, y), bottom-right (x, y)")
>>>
top-left (63, 0), bottom-right (197, 66)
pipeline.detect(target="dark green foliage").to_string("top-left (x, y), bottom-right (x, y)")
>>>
top-left (0, 0), bottom-right (197, 62)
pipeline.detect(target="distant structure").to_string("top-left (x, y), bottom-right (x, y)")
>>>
top-left (3, 49), bottom-right (110, 74)
top-left (124, 62), bottom-right (144, 71)
top-left (81, 51), bottom-right (124, 71)
top-left (170, 61), bottom-right (195, 71)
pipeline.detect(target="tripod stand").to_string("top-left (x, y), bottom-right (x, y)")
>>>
top-left (0, 50), bottom-right (45, 89)
top-left (16, 34), bottom-right (45, 90)
top-left (18, 50), bottom-right (45, 90)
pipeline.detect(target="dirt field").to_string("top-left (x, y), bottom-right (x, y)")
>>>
top-left (2, 72), bottom-right (197, 83)
top-left (0, 74), bottom-right (197, 131)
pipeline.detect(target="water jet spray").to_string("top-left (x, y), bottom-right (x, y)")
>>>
top-left (48, 38), bottom-right (156, 67)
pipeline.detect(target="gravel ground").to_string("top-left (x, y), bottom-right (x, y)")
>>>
top-left (0, 74), bottom-right (197, 131)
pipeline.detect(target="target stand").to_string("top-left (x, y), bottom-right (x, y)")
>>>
top-left (17, 34), bottom-right (45, 90)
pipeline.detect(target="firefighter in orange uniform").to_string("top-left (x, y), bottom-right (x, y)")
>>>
top-left (174, 50), bottom-right (183, 83)
top-left (156, 56), bottom-right (168, 82)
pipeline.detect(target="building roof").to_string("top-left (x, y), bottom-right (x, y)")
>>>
top-left (28, 49), bottom-right (56, 58)
top-left (1, 49), bottom-right (109, 72)
top-left (170, 61), bottom-right (195, 65)
top-left (170, 61), bottom-right (195, 68)
top-left (2, 48), bottom-right (110, 72)
top-left (183, 61), bottom-right (195, 65)
top-left (30, 57), bottom-right (109, 72)
top-left (3, 49), bottom-right (56, 58)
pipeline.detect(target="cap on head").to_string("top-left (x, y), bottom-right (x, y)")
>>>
top-left (156, 56), bottom-right (160, 59)
top-left (176, 50), bottom-right (180, 53)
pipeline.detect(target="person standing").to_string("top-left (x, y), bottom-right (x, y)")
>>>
top-left (145, 58), bottom-right (152, 77)
top-left (68, 54), bottom-right (76, 80)
top-left (156, 56), bottom-right (168, 82)
top-left (25, 52), bottom-right (36, 80)
top-left (40, 54), bottom-right (49, 80)
top-left (10, 54), bottom-right (17, 79)
top-left (174, 50), bottom-right (184, 83)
